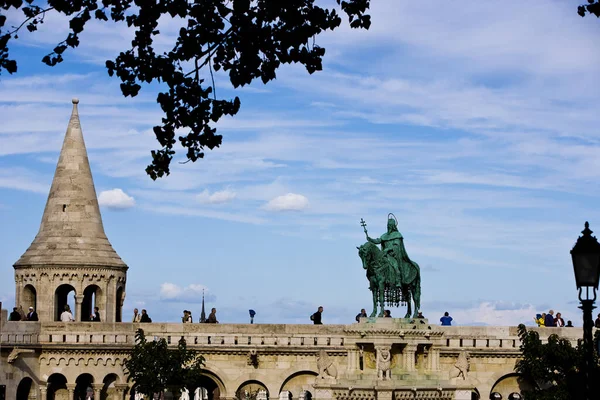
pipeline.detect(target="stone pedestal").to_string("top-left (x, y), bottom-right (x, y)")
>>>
top-left (376, 390), bottom-right (392, 400)
top-left (358, 317), bottom-right (429, 325)
top-left (312, 388), bottom-right (333, 400)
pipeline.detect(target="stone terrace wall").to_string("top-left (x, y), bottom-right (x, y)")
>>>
top-left (0, 321), bottom-right (587, 400)
top-left (1, 321), bottom-right (584, 346)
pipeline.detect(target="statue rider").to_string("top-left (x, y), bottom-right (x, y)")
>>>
top-left (366, 215), bottom-right (403, 287)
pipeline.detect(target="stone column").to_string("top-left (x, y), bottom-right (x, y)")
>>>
top-left (403, 345), bottom-right (417, 372)
top-left (426, 347), bottom-right (440, 372)
top-left (115, 384), bottom-right (130, 400)
top-left (75, 295), bottom-right (83, 322)
top-left (105, 276), bottom-right (116, 323)
top-left (93, 383), bottom-right (103, 400)
top-left (29, 383), bottom-right (38, 400)
top-left (15, 276), bottom-right (22, 309)
top-left (67, 384), bottom-right (76, 400)
top-left (39, 280), bottom-right (52, 322)
top-left (346, 349), bottom-right (359, 371)
top-left (39, 385), bottom-right (48, 400)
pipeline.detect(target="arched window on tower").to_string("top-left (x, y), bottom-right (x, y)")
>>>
top-left (82, 284), bottom-right (103, 322)
top-left (54, 284), bottom-right (76, 321)
top-left (22, 284), bottom-right (37, 311)
top-left (116, 286), bottom-right (124, 322)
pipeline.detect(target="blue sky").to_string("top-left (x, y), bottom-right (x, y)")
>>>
top-left (1, 1), bottom-right (600, 326)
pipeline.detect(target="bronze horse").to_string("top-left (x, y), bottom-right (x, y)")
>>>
top-left (358, 241), bottom-right (421, 318)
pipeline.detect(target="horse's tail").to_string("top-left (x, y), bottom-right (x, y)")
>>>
top-left (414, 272), bottom-right (421, 297)
top-left (412, 269), bottom-right (421, 310)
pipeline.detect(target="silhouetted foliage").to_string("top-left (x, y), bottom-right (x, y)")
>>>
top-left (0, 0), bottom-right (371, 179)
top-left (578, 1), bottom-right (600, 18)
top-left (123, 328), bottom-right (205, 396)
top-left (515, 324), bottom-right (600, 400)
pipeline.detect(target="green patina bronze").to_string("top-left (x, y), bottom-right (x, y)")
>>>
top-left (357, 214), bottom-right (422, 318)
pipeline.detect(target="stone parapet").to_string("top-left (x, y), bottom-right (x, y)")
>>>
top-left (0, 320), bottom-right (585, 348)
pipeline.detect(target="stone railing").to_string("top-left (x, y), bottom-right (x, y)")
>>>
top-left (0, 321), bottom-right (586, 349)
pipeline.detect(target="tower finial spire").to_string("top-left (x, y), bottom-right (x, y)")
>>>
top-left (15, 99), bottom-right (126, 268)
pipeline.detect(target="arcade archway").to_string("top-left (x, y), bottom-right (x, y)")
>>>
top-left (490, 374), bottom-right (534, 399)
top-left (190, 373), bottom-right (225, 400)
top-left (237, 380), bottom-right (269, 400)
top-left (47, 373), bottom-right (68, 400)
top-left (75, 373), bottom-right (94, 400)
top-left (101, 373), bottom-right (120, 400)
top-left (16, 377), bottom-right (33, 400)
top-left (279, 371), bottom-right (318, 400)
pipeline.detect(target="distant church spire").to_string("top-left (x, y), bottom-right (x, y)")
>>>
top-left (200, 289), bottom-right (206, 323)
top-left (15, 98), bottom-right (126, 268)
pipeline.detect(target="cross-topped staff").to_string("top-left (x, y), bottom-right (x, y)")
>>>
top-left (360, 218), bottom-right (368, 235)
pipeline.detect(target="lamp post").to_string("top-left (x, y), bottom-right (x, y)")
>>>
top-left (571, 221), bottom-right (600, 400)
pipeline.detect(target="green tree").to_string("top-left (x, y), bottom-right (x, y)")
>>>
top-left (514, 324), bottom-right (600, 400)
top-left (123, 328), bottom-right (205, 396)
top-left (0, 0), bottom-right (371, 179)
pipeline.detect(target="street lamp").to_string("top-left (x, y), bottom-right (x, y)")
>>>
top-left (571, 221), bottom-right (600, 400)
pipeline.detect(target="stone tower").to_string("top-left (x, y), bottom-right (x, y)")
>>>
top-left (13, 99), bottom-right (128, 322)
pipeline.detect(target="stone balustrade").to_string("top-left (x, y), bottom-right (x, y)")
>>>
top-left (0, 321), bottom-right (585, 348)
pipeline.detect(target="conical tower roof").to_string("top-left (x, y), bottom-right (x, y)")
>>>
top-left (14, 99), bottom-right (126, 268)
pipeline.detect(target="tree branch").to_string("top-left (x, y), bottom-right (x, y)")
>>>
top-left (183, 27), bottom-right (233, 78)
top-left (209, 50), bottom-right (216, 101)
top-left (6, 6), bottom-right (55, 36)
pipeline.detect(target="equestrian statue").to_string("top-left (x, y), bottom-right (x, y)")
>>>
top-left (357, 214), bottom-right (421, 318)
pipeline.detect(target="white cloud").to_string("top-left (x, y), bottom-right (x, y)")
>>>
top-left (0, 168), bottom-right (50, 194)
top-left (146, 205), bottom-right (265, 224)
top-left (196, 189), bottom-right (237, 204)
top-left (98, 188), bottom-right (136, 209)
top-left (448, 302), bottom-right (538, 327)
top-left (264, 193), bottom-right (309, 211)
top-left (159, 282), bottom-right (213, 303)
